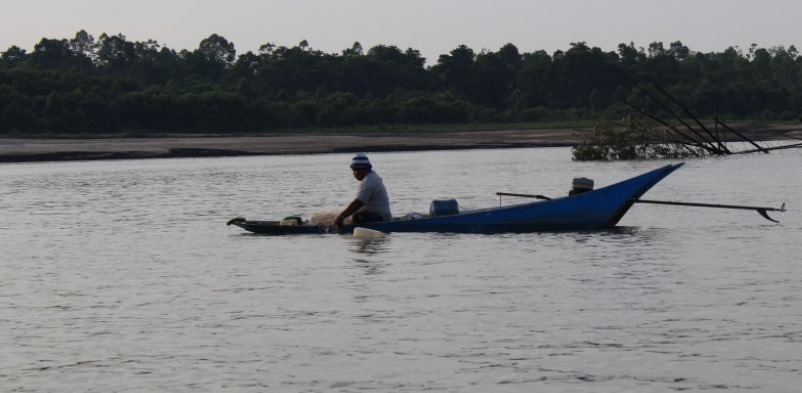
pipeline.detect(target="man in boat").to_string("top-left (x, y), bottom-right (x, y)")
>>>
top-left (335, 153), bottom-right (392, 227)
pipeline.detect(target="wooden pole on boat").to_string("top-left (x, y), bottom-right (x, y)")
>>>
top-left (496, 192), bottom-right (551, 205)
top-left (634, 199), bottom-right (786, 223)
top-left (496, 192), bottom-right (551, 199)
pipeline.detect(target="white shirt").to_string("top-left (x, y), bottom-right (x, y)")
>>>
top-left (355, 171), bottom-right (392, 221)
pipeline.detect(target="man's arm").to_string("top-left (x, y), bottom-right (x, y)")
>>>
top-left (335, 199), bottom-right (365, 227)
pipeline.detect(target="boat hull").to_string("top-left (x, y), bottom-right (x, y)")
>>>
top-left (228, 163), bottom-right (683, 235)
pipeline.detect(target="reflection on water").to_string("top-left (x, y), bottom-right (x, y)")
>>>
top-left (350, 238), bottom-right (391, 276)
top-left (1, 148), bottom-right (801, 392)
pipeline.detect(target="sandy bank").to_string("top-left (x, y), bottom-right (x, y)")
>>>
top-left (0, 129), bottom-right (584, 163)
top-left (1, 126), bottom-right (799, 163)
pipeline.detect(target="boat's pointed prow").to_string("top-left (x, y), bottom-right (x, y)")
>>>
top-left (652, 162), bottom-right (685, 177)
top-left (227, 217), bottom-right (246, 226)
top-left (602, 163), bottom-right (685, 227)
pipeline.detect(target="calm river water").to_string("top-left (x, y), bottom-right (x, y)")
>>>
top-left (2, 146), bottom-right (801, 392)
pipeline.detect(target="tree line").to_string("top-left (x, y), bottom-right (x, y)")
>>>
top-left (1, 31), bottom-right (801, 136)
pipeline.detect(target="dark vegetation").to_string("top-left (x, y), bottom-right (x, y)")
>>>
top-left (1, 31), bottom-right (801, 136)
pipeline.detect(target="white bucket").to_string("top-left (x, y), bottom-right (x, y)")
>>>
top-left (353, 227), bottom-right (386, 239)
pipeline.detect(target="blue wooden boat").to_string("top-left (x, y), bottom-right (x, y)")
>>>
top-left (227, 163), bottom-right (686, 235)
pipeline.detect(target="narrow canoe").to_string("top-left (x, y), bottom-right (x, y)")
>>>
top-left (227, 163), bottom-right (684, 235)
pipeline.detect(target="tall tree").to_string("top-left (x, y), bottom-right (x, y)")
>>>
top-left (69, 30), bottom-right (98, 62)
top-left (198, 34), bottom-right (236, 65)
top-left (97, 33), bottom-right (137, 74)
top-left (1, 46), bottom-right (28, 67)
top-left (432, 45), bottom-right (476, 96)
top-left (31, 38), bottom-right (73, 70)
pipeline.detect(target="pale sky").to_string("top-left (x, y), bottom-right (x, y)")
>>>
top-left (3, 0), bottom-right (802, 65)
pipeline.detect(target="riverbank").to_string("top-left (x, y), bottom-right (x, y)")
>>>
top-left (1, 125), bottom-right (799, 163)
top-left (0, 129), bottom-right (585, 163)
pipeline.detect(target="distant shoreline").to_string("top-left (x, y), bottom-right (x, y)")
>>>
top-left (0, 129), bottom-right (585, 163)
top-left (1, 126), bottom-right (799, 163)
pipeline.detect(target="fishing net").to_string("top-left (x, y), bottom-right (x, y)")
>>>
top-left (310, 211), bottom-right (342, 229)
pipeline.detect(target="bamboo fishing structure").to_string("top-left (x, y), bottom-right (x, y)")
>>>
top-left (623, 83), bottom-right (801, 157)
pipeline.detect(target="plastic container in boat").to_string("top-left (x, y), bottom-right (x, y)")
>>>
top-left (280, 216), bottom-right (302, 226)
top-left (353, 227), bottom-right (386, 239)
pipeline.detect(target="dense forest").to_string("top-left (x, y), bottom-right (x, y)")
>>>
top-left (1, 31), bottom-right (801, 136)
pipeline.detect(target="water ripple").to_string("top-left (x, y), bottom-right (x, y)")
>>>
top-left (1, 149), bottom-right (801, 392)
